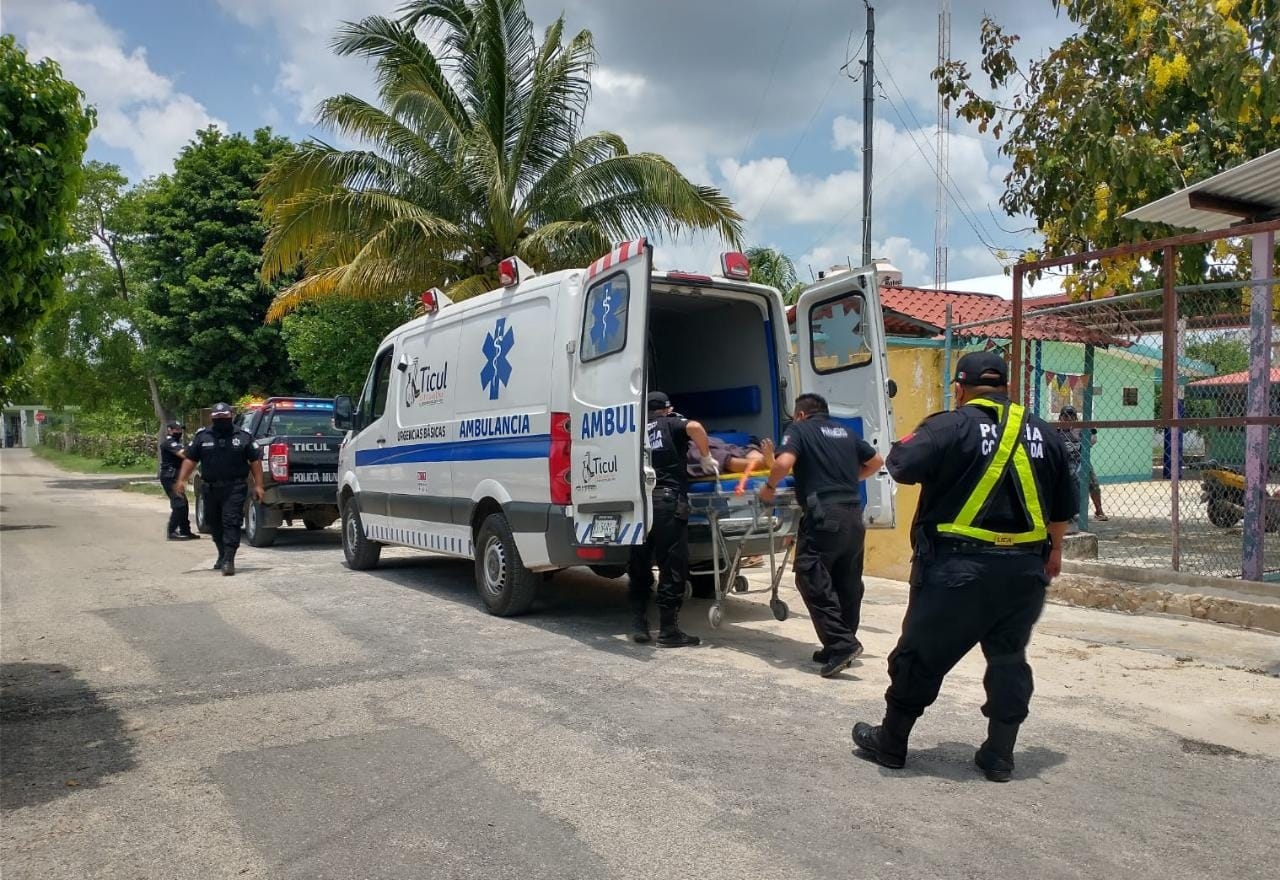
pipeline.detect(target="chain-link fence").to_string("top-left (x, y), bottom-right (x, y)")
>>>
top-left (996, 223), bottom-right (1280, 582)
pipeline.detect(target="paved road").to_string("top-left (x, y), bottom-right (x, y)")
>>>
top-left (2, 447), bottom-right (1279, 880)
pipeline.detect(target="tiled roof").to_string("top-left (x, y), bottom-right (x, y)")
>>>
top-left (1188, 366), bottom-right (1280, 387)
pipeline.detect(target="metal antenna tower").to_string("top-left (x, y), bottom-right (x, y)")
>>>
top-left (933, 0), bottom-right (951, 288)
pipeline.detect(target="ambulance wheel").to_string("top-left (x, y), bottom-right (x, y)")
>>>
top-left (770, 599), bottom-right (789, 622)
top-left (733, 575), bottom-right (749, 593)
top-left (708, 604), bottom-right (724, 628)
top-left (245, 501), bottom-right (278, 548)
top-left (475, 513), bottom-right (539, 617)
top-left (342, 499), bottom-right (381, 570)
top-left (194, 490), bottom-right (212, 535)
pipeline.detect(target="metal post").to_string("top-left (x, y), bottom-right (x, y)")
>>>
top-left (1033, 340), bottom-right (1043, 417)
top-left (860, 4), bottom-right (876, 266)
top-left (1161, 247), bottom-right (1179, 568)
top-left (1011, 267), bottom-right (1024, 402)
top-left (1242, 230), bottom-right (1275, 581)
top-left (1080, 344), bottom-right (1095, 532)
top-left (943, 303), bottom-right (953, 410)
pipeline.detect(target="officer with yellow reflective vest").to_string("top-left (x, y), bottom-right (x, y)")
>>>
top-left (852, 351), bottom-right (1077, 782)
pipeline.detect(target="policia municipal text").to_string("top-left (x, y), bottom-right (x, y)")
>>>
top-left (852, 352), bottom-right (1077, 782)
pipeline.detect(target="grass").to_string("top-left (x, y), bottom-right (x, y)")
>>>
top-left (121, 481), bottom-right (170, 497)
top-left (31, 444), bottom-right (151, 475)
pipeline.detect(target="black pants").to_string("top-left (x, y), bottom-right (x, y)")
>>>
top-left (886, 551), bottom-right (1047, 724)
top-left (628, 492), bottom-right (689, 610)
top-left (203, 481), bottom-right (248, 556)
top-left (161, 476), bottom-right (190, 535)
top-left (793, 503), bottom-right (865, 655)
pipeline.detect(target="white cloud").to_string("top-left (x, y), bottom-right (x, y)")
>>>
top-left (8, 0), bottom-right (226, 177)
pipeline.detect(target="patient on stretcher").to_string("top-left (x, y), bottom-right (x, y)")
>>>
top-left (687, 436), bottom-right (776, 495)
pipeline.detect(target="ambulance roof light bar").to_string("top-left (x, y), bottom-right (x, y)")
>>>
top-left (498, 256), bottom-right (538, 288)
top-left (720, 251), bottom-right (751, 280)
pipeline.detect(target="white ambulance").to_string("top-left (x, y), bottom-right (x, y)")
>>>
top-left (332, 240), bottom-right (897, 615)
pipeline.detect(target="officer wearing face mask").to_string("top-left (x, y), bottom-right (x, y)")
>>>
top-left (159, 420), bottom-right (197, 540)
top-left (174, 403), bottom-right (265, 576)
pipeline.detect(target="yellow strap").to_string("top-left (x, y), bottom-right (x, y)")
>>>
top-left (935, 400), bottom-right (1048, 546)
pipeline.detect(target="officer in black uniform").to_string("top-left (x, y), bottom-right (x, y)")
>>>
top-left (173, 403), bottom-right (264, 576)
top-left (159, 420), bottom-right (198, 540)
top-left (628, 391), bottom-right (716, 647)
top-left (852, 352), bottom-right (1077, 782)
top-left (759, 392), bottom-right (883, 678)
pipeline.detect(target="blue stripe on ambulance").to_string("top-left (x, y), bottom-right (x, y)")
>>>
top-left (355, 434), bottom-right (551, 466)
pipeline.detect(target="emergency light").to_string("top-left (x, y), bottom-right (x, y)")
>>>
top-left (720, 251), bottom-right (751, 280)
top-left (420, 288), bottom-right (441, 313)
top-left (498, 257), bottom-right (520, 287)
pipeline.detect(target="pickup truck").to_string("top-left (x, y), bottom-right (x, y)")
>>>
top-left (193, 397), bottom-right (342, 547)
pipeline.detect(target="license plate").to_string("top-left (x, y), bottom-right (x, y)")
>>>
top-left (589, 515), bottom-right (621, 543)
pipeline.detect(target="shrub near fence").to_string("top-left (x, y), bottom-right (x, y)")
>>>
top-left (39, 405), bottom-right (158, 470)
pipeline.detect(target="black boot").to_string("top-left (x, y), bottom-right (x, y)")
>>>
top-left (222, 549), bottom-right (236, 577)
top-left (212, 550), bottom-right (226, 570)
top-left (852, 708), bottom-right (916, 769)
top-left (630, 598), bottom-right (651, 643)
top-left (656, 607), bottom-right (700, 648)
top-left (974, 720), bottom-right (1019, 783)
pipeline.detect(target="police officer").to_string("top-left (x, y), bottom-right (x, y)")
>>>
top-left (852, 352), bottom-right (1077, 782)
top-left (628, 391), bottom-right (716, 647)
top-left (159, 420), bottom-right (198, 540)
top-left (759, 393), bottom-right (884, 677)
top-left (173, 403), bottom-right (264, 576)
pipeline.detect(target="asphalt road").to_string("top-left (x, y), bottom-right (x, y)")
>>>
top-left (2, 447), bottom-right (1279, 880)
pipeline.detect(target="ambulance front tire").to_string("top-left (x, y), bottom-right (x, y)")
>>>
top-left (475, 513), bottom-right (539, 617)
top-left (342, 499), bottom-right (382, 570)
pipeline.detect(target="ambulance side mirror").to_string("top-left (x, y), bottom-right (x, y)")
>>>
top-left (333, 395), bottom-right (355, 431)
top-left (886, 379), bottom-right (898, 399)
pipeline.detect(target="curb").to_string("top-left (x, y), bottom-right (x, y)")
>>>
top-left (1049, 572), bottom-right (1280, 634)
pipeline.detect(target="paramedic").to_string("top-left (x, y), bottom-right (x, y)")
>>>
top-left (629, 391), bottom-right (716, 647)
top-left (159, 420), bottom-right (197, 540)
top-left (173, 402), bottom-right (265, 576)
top-left (852, 352), bottom-right (1076, 782)
top-left (758, 392), bottom-right (883, 678)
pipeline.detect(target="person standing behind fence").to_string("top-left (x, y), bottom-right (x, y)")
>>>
top-left (173, 403), bottom-right (264, 576)
top-left (852, 352), bottom-right (1077, 782)
top-left (1057, 406), bottom-right (1108, 521)
top-left (159, 420), bottom-right (198, 541)
top-left (758, 392), bottom-right (883, 678)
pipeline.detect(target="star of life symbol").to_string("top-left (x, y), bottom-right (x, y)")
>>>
top-left (480, 317), bottom-right (515, 400)
top-left (590, 282), bottom-right (621, 352)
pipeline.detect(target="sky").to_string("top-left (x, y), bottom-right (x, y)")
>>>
top-left (3, 0), bottom-right (1080, 291)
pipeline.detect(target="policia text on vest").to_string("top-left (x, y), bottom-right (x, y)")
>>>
top-left (851, 352), bottom-right (1077, 783)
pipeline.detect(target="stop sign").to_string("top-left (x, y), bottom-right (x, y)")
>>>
top-left (35, 411), bottom-right (46, 424)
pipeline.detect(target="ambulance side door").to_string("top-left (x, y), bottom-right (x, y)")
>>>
top-left (569, 239), bottom-right (652, 547)
top-left (795, 268), bottom-right (897, 527)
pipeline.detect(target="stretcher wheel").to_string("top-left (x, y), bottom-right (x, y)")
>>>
top-left (733, 575), bottom-right (749, 593)
top-left (770, 599), bottom-right (789, 621)
top-left (708, 604), bottom-right (725, 628)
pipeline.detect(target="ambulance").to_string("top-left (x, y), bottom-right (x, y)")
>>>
top-left (332, 240), bottom-right (898, 615)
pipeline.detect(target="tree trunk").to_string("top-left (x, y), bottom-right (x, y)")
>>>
top-left (146, 374), bottom-right (170, 425)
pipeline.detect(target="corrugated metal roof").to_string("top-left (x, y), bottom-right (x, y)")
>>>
top-left (1122, 149), bottom-right (1280, 231)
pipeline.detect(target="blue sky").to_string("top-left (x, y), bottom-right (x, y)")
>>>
top-left (5, 0), bottom-right (1079, 291)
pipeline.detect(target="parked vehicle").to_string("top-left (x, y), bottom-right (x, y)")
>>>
top-left (333, 242), bottom-right (897, 615)
top-left (1200, 461), bottom-right (1280, 531)
top-left (194, 397), bottom-right (342, 546)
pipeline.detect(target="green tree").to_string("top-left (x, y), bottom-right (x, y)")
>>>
top-left (745, 245), bottom-right (804, 303)
top-left (1186, 335), bottom-right (1250, 375)
top-left (0, 35), bottom-right (96, 394)
top-left (280, 296), bottom-right (414, 397)
top-left (259, 0), bottom-right (742, 320)
top-left (935, 0), bottom-right (1278, 296)
top-left (135, 128), bottom-right (301, 409)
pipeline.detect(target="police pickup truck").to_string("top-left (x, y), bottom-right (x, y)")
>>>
top-left (194, 397), bottom-right (342, 547)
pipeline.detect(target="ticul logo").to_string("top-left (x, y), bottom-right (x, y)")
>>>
top-left (481, 317), bottom-right (514, 400)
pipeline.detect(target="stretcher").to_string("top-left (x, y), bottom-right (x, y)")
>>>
top-left (685, 471), bottom-right (802, 627)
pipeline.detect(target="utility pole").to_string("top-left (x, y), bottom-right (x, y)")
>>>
top-left (860, 3), bottom-right (875, 267)
top-left (934, 0), bottom-right (951, 288)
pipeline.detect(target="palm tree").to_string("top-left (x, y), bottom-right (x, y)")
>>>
top-left (259, 0), bottom-right (742, 320)
top-left (745, 245), bottom-right (804, 304)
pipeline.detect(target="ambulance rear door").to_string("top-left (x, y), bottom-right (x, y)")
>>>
top-left (794, 266), bottom-right (897, 527)
top-left (568, 239), bottom-right (652, 548)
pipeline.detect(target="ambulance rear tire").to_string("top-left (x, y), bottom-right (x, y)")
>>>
top-left (475, 513), bottom-right (539, 617)
top-left (342, 499), bottom-right (382, 570)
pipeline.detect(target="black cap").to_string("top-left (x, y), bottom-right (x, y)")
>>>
top-left (210, 402), bottom-right (233, 418)
top-left (954, 352), bottom-right (1009, 387)
top-left (166, 420), bottom-right (184, 430)
top-left (647, 391), bottom-right (671, 411)
top-left (1060, 405), bottom-right (1077, 418)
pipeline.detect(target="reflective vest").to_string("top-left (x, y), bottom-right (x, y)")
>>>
top-left (934, 399), bottom-right (1048, 547)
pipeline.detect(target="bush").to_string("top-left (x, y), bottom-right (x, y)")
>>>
top-left (41, 404), bottom-right (156, 469)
